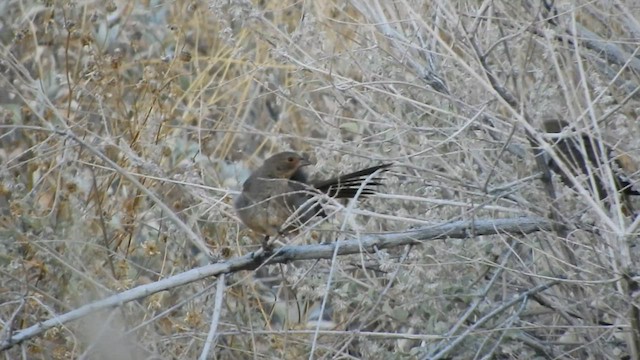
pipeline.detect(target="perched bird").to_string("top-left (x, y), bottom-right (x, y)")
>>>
top-left (541, 119), bottom-right (639, 202)
top-left (234, 152), bottom-right (391, 247)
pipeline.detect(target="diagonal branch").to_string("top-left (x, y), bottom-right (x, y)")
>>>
top-left (0, 216), bottom-right (552, 351)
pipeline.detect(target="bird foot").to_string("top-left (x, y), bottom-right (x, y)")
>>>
top-left (261, 236), bottom-right (274, 252)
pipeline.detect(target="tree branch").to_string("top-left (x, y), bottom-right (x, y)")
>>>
top-left (0, 216), bottom-right (552, 351)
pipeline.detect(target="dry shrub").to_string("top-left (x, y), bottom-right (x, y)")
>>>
top-left (1, 0), bottom-right (639, 358)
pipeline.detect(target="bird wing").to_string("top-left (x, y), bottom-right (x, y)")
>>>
top-left (236, 176), bottom-right (307, 236)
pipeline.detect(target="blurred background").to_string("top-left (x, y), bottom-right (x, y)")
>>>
top-left (1, 0), bottom-right (639, 358)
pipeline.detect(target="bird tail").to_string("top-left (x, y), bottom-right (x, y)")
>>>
top-left (312, 163), bottom-right (392, 199)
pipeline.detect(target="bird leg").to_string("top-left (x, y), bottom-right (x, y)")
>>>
top-left (261, 235), bottom-right (273, 252)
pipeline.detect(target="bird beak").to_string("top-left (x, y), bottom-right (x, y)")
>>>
top-left (299, 157), bottom-right (312, 167)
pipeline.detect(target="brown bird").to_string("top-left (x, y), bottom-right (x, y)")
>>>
top-left (542, 119), bottom-right (639, 202)
top-left (234, 152), bottom-right (391, 248)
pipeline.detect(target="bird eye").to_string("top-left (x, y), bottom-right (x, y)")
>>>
top-left (287, 157), bottom-right (295, 162)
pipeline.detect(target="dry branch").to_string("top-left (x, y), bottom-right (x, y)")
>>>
top-left (0, 216), bottom-right (552, 351)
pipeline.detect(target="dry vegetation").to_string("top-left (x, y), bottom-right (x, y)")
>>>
top-left (1, 0), bottom-right (640, 358)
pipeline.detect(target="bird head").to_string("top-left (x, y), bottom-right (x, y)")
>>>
top-left (542, 119), bottom-right (570, 133)
top-left (261, 152), bottom-right (311, 178)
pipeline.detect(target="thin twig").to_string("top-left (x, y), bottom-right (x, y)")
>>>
top-left (199, 274), bottom-right (226, 360)
top-left (426, 279), bottom-right (562, 360)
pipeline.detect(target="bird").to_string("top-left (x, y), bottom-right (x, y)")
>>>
top-left (233, 152), bottom-right (391, 248)
top-left (541, 119), bottom-right (639, 203)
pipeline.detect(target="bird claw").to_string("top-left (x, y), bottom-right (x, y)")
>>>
top-left (261, 236), bottom-right (273, 252)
